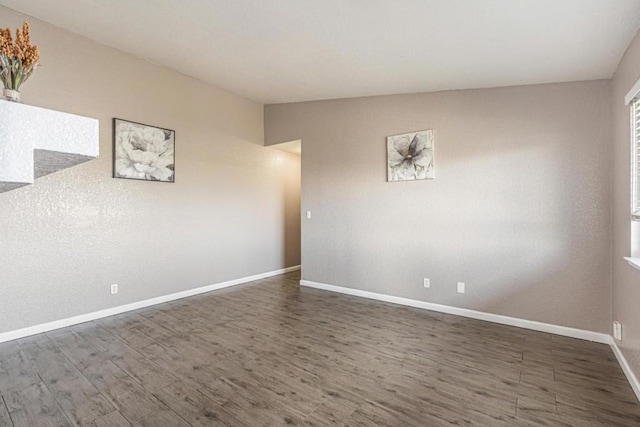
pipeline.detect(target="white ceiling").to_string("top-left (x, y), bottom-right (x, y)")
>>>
top-left (2, 0), bottom-right (640, 104)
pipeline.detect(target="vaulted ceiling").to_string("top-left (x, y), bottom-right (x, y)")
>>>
top-left (2, 0), bottom-right (640, 103)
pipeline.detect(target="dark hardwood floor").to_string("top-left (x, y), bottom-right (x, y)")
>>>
top-left (0, 271), bottom-right (638, 426)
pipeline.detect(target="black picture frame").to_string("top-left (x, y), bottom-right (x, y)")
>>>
top-left (112, 118), bottom-right (176, 183)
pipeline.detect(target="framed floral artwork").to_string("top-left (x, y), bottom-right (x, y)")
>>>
top-left (387, 129), bottom-right (434, 182)
top-left (113, 118), bottom-right (175, 182)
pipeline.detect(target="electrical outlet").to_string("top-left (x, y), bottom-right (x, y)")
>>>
top-left (457, 282), bottom-right (465, 294)
top-left (306, 211), bottom-right (312, 219)
top-left (111, 284), bottom-right (118, 295)
top-left (423, 278), bottom-right (430, 288)
top-left (613, 321), bottom-right (623, 340)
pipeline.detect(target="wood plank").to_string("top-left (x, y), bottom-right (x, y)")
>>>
top-left (18, 334), bottom-right (115, 425)
top-left (0, 343), bottom-right (42, 397)
top-left (81, 360), bottom-right (166, 422)
top-left (130, 409), bottom-right (190, 427)
top-left (5, 382), bottom-right (71, 427)
top-left (91, 411), bottom-right (132, 427)
top-left (152, 381), bottom-right (245, 426)
top-left (0, 394), bottom-right (13, 427)
top-left (0, 271), bottom-right (637, 426)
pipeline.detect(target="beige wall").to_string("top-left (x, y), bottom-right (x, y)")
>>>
top-left (612, 29), bottom-right (640, 379)
top-left (266, 80), bottom-right (612, 333)
top-left (0, 7), bottom-right (300, 334)
top-left (0, 5), bottom-right (621, 342)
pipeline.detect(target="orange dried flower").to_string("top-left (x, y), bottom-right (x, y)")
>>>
top-left (14, 28), bottom-right (26, 60)
top-left (0, 21), bottom-right (39, 91)
top-left (0, 28), bottom-right (13, 58)
top-left (23, 45), bottom-right (39, 67)
top-left (22, 21), bottom-right (30, 45)
top-left (0, 22), bottom-right (38, 62)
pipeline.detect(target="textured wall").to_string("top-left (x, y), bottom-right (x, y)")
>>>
top-left (612, 29), bottom-right (640, 380)
top-left (0, 7), bottom-right (300, 333)
top-left (266, 80), bottom-right (612, 333)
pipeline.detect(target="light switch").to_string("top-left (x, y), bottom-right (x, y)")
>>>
top-left (613, 321), bottom-right (623, 340)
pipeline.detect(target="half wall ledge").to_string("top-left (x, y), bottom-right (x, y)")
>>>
top-left (0, 100), bottom-right (99, 193)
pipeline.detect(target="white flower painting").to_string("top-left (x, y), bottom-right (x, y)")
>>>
top-left (387, 130), bottom-right (435, 182)
top-left (113, 118), bottom-right (175, 182)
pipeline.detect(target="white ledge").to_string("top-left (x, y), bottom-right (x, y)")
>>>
top-left (0, 100), bottom-right (99, 193)
top-left (624, 257), bottom-right (640, 272)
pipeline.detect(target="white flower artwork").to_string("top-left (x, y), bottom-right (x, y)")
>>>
top-left (113, 118), bottom-right (175, 182)
top-left (387, 130), bottom-right (435, 182)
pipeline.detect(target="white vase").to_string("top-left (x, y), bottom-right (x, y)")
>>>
top-left (3, 88), bottom-right (20, 102)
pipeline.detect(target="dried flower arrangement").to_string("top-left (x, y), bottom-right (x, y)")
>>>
top-left (0, 22), bottom-right (40, 101)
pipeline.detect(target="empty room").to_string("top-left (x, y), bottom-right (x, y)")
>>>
top-left (1, 1), bottom-right (640, 426)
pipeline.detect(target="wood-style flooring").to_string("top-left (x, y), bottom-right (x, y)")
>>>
top-left (0, 271), bottom-right (638, 426)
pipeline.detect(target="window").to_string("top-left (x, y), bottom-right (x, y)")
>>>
top-left (632, 97), bottom-right (640, 220)
top-left (627, 81), bottom-right (640, 266)
top-left (628, 77), bottom-right (640, 221)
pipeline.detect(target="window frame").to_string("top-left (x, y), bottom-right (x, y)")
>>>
top-left (626, 79), bottom-right (640, 221)
top-left (631, 99), bottom-right (640, 220)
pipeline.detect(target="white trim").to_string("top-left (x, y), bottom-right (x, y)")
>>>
top-left (626, 76), bottom-right (640, 105)
top-left (0, 265), bottom-right (301, 344)
top-left (300, 279), bottom-right (610, 344)
top-left (609, 336), bottom-right (640, 402)
top-left (624, 257), bottom-right (640, 272)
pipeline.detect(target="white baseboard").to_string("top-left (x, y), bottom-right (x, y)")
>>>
top-left (609, 337), bottom-right (640, 402)
top-left (300, 279), bottom-right (610, 344)
top-left (0, 265), bottom-right (301, 344)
